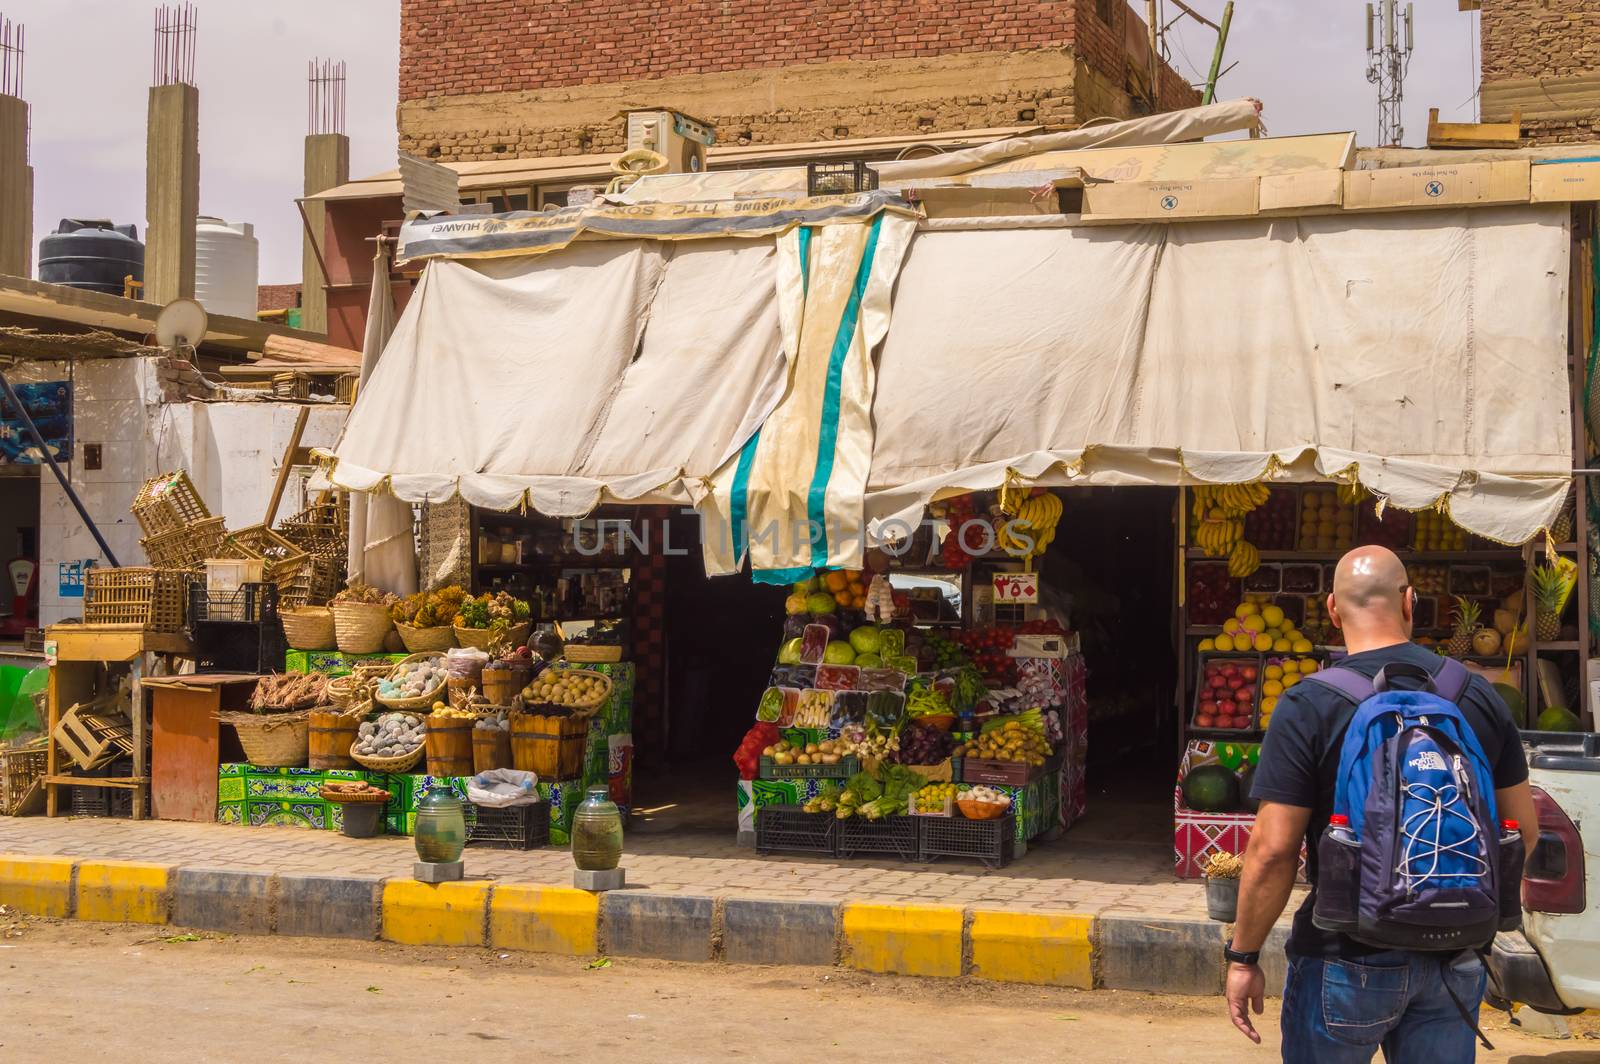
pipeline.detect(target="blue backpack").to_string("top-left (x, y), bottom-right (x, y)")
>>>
top-left (1306, 657), bottom-right (1524, 951)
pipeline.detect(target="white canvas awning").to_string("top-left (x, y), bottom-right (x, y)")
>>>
top-left (332, 198), bottom-right (1575, 573)
top-left (863, 204), bottom-right (1573, 547)
top-left (330, 236), bottom-right (788, 513)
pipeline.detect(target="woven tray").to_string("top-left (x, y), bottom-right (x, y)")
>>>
top-left (349, 742), bottom-right (425, 773)
top-left (374, 652), bottom-right (448, 710)
top-left (319, 785), bottom-right (391, 803)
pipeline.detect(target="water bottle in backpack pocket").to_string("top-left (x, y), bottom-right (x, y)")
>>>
top-left (1308, 659), bottom-right (1524, 951)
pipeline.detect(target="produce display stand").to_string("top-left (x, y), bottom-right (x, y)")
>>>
top-left (1171, 476), bottom-right (1588, 876)
top-left (735, 490), bottom-right (1088, 866)
top-left (43, 625), bottom-right (194, 820)
top-left (143, 673), bottom-right (257, 822)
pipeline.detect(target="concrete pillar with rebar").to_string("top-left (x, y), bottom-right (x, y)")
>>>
top-left (0, 93), bottom-right (30, 278)
top-left (301, 133), bottom-right (348, 334)
top-left (144, 81), bottom-right (198, 304)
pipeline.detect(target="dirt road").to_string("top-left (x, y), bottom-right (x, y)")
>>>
top-left (2, 920), bottom-right (1590, 1062)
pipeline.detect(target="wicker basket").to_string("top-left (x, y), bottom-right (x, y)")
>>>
top-left (563, 644), bottom-right (622, 663)
top-left (526, 667), bottom-right (614, 719)
top-left (141, 515), bottom-right (227, 570)
top-left (332, 601), bottom-right (394, 654)
top-left (375, 652), bottom-right (448, 710)
top-left (132, 470), bottom-right (211, 536)
top-left (1, 746), bottom-right (47, 816)
top-left (218, 526), bottom-right (312, 610)
top-left (397, 622), bottom-right (455, 653)
top-left (453, 621), bottom-right (531, 651)
top-left (280, 607), bottom-right (336, 650)
top-left (85, 567), bottom-right (188, 630)
top-left (349, 741), bottom-right (426, 773)
top-left (279, 499), bottom-right (347, 560)
top-left (221, 711), bottom-right (310, 768)
top-left (325, 673), bottom-right (373, 710)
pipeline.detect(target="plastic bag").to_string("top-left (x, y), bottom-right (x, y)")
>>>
top-left (468, 768), bottom-right (540, 807)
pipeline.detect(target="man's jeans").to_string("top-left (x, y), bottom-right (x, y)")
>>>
top-left (1281, 950), bottom-right (1488, 1063)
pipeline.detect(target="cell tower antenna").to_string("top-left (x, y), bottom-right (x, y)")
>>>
top-left (1365, 1), bottom-right (1414, 146)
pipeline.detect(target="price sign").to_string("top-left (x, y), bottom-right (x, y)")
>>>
top-left (992, 571), bottom-right (1038, 605)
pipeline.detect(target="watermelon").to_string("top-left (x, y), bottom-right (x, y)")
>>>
top-left (1182, 764), bottom-right (1242, 814)
top-left (1536, 706), bottom-right (1581, 732)
top-left (1237, 764), bottom-right (1259, 813)
top-left (1493, 682), bottom-right (1527, 726)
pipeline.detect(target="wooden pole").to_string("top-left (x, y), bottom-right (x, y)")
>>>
top-left (1146, 0), bottom-right (1161, 109)
top-left (264, 406), bottom-right (311, 528)
top-left (1203, 1), bottom-right (1235, 105)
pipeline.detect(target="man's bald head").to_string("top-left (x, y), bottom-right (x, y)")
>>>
top-left (1328, 546), bottom-right (1414, 646)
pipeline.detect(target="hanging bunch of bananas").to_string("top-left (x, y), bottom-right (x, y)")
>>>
top-left (1191, 482), bottom-right (1271, 519)
top-left (1228, 538), bottom-right (1260, 578)
top-left (1191, 483), bottom-right (1267, 575)
top-left (997, 473), bottom-right (1062, 565)
top-left (1195, 514), bottom-right (1244, 558)
top-left (1337, 481), bottom-right (1370, 506)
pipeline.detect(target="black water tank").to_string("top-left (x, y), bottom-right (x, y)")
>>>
top-left (39, 219), bottom-right (145, 295)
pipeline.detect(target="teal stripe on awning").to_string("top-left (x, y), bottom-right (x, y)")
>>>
top-left (805, 215), bottom-right (884, 572)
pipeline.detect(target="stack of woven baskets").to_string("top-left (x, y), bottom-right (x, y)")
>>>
top-left (133, 471), bottom-right (226, 572)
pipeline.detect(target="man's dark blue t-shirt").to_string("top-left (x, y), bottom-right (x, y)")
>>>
top-left (1249, 640), bottom-right (1528, 958)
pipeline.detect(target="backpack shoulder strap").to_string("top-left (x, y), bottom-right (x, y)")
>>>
top-left (1429, 656), bottom-right (1471, 703)
top-left (1303, 665), bottom-right (1374, 704)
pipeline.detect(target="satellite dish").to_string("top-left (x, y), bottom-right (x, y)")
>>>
top-left (155, 298), bottom-right (208, 351)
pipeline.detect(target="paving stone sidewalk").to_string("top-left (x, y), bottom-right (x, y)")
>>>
top-left (0, 801), bottom-right (1219, 920)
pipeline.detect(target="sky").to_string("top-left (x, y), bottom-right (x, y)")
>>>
top-left (13, 1), bottom-right (1482, 285)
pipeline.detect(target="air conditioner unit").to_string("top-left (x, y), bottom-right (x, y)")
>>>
top-left (623, 109), bottom-right (715, 174)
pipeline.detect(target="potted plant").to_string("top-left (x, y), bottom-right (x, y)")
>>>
top-left (1202, 851), bottom-right (1244, 922)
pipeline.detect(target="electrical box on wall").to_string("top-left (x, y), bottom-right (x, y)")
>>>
top-left (622, 109), bottom-right (715, 174)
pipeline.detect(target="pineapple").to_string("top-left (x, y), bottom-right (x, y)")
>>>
top-left (1448, 596), bottom-right (1481, 658)
top-left (1532, 563), bottom-right (1568, 642)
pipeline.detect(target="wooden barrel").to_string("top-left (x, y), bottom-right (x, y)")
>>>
top-left (480, 666), bottom-right (525, 706)
top-left (510, 710), bottom-right (587, 780)
top-left (472, 726), bottom-right (512, 773)
top-left (424, 717), bottom-right (475, 777)
top-left (308, 709), bottom-right (359, 770)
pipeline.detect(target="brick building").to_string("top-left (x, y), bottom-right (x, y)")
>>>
top-left (1476, 0), bottom-right (1600, 144)
top-left (398, 0), bottom-right (1201, 162)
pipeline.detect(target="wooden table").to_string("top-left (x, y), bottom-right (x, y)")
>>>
top-left (44, 625), bottom-right (193, 820)
top-left (143, 673), bottom-right (258, 822)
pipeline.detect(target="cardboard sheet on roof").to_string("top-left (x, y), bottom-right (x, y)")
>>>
top-left (1530, 159), bottom-right (1600, 203)
top-left (1343, 159), bottom-right (1530, 211)
top-left (972, 131), bottom-right (1356, 183)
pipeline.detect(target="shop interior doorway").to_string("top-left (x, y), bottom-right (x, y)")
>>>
top-left (1045, 486), bottom-right (1179, 828)
top-left (633, 509), bottom-right (786, 838)
top-left (0, 470), bottom-right (39, 644)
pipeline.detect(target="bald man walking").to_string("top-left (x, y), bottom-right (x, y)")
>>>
top-left (1224, 546), bottom-right (1538, 1062)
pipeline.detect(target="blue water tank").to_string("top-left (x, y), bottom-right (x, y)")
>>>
top-left (39, 219), bottom-right (145, 296)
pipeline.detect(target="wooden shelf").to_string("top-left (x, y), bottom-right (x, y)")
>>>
top-left (1186, 549), bottom-right (1522, 562)
top-left (1534, 641), bottom-right (1581, 651)
top-left (477, 560), bottom-right (632, 572)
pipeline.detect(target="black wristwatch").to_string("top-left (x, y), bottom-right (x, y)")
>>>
top-left (1224, 939), bottom-right (1261, 966)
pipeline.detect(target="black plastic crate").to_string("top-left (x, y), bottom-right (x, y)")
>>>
top-left (807, 159), bottom-right (878, 197)
top-left (188, 582), bottom-right (279, 623)
top-left (755, 804), bottom-right (838, 857)
top-left (189, 583), bottom-right (286, 672)
top-left (919, 813), bottom-right (1016, 869)
top-left (836, 814), bottom-right (919, 861)
top-left (70, 758), bottom-right (133, 818)
top-left (466, 799), bottom-right (550, 850)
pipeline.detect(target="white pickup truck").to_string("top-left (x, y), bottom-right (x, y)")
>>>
top-left (1486, 732), bottom-right (1600, 1015)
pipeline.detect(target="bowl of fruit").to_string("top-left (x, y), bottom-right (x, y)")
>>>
top-left (956, 785), bottom-right (1012, 820)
